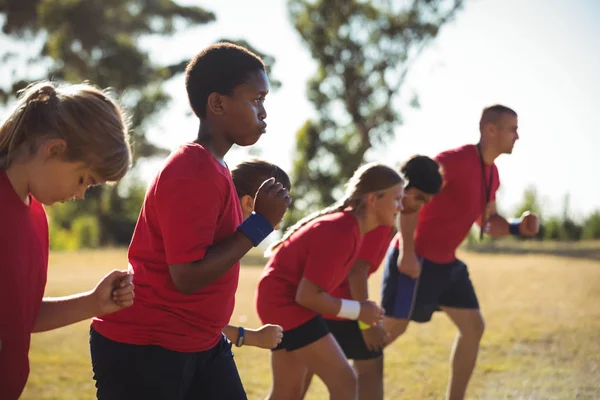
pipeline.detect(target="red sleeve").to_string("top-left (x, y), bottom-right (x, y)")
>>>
top-left (357, 227), bottom-right (393, 266)
top-left (434, 151), bottom-right (457, 189)
top-left (154, 172), bottom-right (224, 265)
top-left (303, 223), bottom-right (359, 291)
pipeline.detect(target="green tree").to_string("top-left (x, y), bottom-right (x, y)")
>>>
top-left (541, 194), bottom-right (583, 241)
top-left (582, 210), bottom-right (600, 240)
top-left (559, 194), bottom-right (583, 241)
top-left (285, 0), bottom-right (464, 224)
top-left (513, 185), bottom-right (542, 218)
top-left (0, 0), bottom-right (277, 246)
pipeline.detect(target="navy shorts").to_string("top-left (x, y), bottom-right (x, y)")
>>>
top-left (273, 315), bottom-right (330, 352)
top-left (381, 246), bottom-right (479, 322)
top-left (90, 328), bottom-right (247, 400)
top-left (325, 319), bottom-right (383, 361)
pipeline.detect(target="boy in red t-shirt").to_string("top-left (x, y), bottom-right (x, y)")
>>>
top-left (382, 106), bottom-right (540, 400)
top-left (90, 43), bottom-right (290, 400)
top-left (256, 163), bottom-right (404, 400)
top-left (222, 159), bottom-right (292, 349)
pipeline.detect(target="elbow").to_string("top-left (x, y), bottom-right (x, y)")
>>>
top-left (295, 289), bottom-right (312, 309)
top-left (172, 281), bottom-right (197, 295)
top-left (169, 264), bottom-right (203, 295)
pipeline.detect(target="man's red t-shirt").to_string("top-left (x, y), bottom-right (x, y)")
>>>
top-left (92, 143), bottom-right (243, 352)
top-left (324, 226), bottom-right (393, 321)
top-left (414, 144), bottom-right (500, 263)
top-left (256, 211), bottom-right (362, 331)
top-left (0, 171), bottom-right (48, 399)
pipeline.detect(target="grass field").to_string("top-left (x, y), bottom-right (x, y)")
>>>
top-left (22, 248), bottom-right (600, 399)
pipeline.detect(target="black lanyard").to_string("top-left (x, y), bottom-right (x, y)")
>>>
top-left (477, 143), bottom-right (494, 240)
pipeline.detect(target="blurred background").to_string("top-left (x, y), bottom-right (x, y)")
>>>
top-left (2, 0), bottom-right (599, 250)
top-left (1, 1), bottom-right (599, 399)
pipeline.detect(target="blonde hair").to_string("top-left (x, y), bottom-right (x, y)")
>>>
top-left (0, 81), bottom-right (131, 181)
top-left (265, 162), bottom-right (403, 256)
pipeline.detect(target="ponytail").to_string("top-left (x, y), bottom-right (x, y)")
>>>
top-left (0, 81), bottom-right (130, 181)
top-left (264, 162), bottom-right (404, 257)
top-left (264, 196), bottom-right (357, 257)
top-left (0, 83), bottom-right (58, 169)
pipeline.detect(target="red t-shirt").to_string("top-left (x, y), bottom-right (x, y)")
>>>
top-left (256, 211), bottom-right (362, 331)
top-left (325, 226), bottom-right (393, 320)
top-left (0, 171), bottom-right (48, 399)
top-left (92, 143), bottom-right (243, 352)
top-left (414, 144), bottom-right (500, 263)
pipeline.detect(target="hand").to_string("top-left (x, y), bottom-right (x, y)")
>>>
top-left (358, 300), bottom-right (384, 326)
top-left (360, 323), bottom-right (389, 352)
top-left (519, 211), bottom-right (540, 236)
top-left (93, 270), bottom-right (135, 316)
top-left (246, 324), bottom-right (283, 349)
top-left (253, 178), bottom-right (292, 227)
top-left (397, 251), bottom-right (421, 278)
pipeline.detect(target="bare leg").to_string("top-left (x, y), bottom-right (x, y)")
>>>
top-left (382, 316), bottom-right (410, 345)
top-left (440, 307), bottom-right (485, 400)
top-left (354, 356), bottom-right (384, 400)
top-left (299, 370), bottom-right (314, 399)
top-left (293, 333), bottom-right (358, 400)
top-left (266, 349), bottom-right (308, 400)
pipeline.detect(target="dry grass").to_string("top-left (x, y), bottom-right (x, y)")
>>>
top-left (21, 248), bottom-right (600, 399)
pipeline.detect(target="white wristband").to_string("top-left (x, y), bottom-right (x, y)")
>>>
top-left (337, 299), bottom-right (361, 320)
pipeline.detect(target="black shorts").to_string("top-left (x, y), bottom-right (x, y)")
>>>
top-left (381, 246), bottom-right (479, 323)
top-left (273, 315), bottom-right (330, 352)
top-left (325, 319), bottom-right (383, 361)
top-left (90, 328), bottom-right (246, 400)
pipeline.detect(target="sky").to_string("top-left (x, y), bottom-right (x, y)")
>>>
top-left (2, 0), bottom-right (599, 219)
top-left (139, 0), bottom-right (600, 220)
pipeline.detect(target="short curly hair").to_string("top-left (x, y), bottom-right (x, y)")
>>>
top-left (185, 42), bottom-right (266, 119)
top-left (401, 155), bottom-right (442, 195)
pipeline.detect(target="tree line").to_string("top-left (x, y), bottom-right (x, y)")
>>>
top-left (5, 1), bottom-right (597, 250)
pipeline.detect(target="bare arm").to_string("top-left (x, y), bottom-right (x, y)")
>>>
top-left (296, 277), bottom-right (383, 326)
top-left (169, 179), bottom-right (290, 295)
top-left (169, 232), bottom-right (253, 294)
top-left (34, 292), bottom-right (97, 332)
top-left (223, 325), bottom-right (240, 342)
top-left (398, 211), bottom-right (419, 262)
top-left (347, 258), bottom-right (371, 302)
top-left (477, 201), bottom-right (540, 238)
top-left (397, 211), bottom-right (421, 278)
top-left (295, 277), bottom-right (342, 316)
top-left (477, 201), bottom-right (510, 237)
top-left (34, 270), bottom-right (133, 333)
top-left (223, 324), bottom-right (283, 349)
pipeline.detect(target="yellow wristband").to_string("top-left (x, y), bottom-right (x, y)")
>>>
top-left (358, 321), bottom-right (371, 330)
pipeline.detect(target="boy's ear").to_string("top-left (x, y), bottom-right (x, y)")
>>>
top-left (206, 92), bottom-right (225, 116)
top-left (241, 194), bottom-right (255, 211)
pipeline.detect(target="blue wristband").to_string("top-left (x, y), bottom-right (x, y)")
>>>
top-left (509, 219), bottom-right (521, 237)
top-left (235, 326), bottom-right (245, 347)
top-left (237, 212), bottom-right (274, 247)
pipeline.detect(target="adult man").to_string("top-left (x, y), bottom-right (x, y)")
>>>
top-left (382, 105), bottom-right (539, 400)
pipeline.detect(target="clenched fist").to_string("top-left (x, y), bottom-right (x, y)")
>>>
top-left (253, 178), bottom-right (291, 228)
top-left (519, 211), bottom-right (540, 237)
